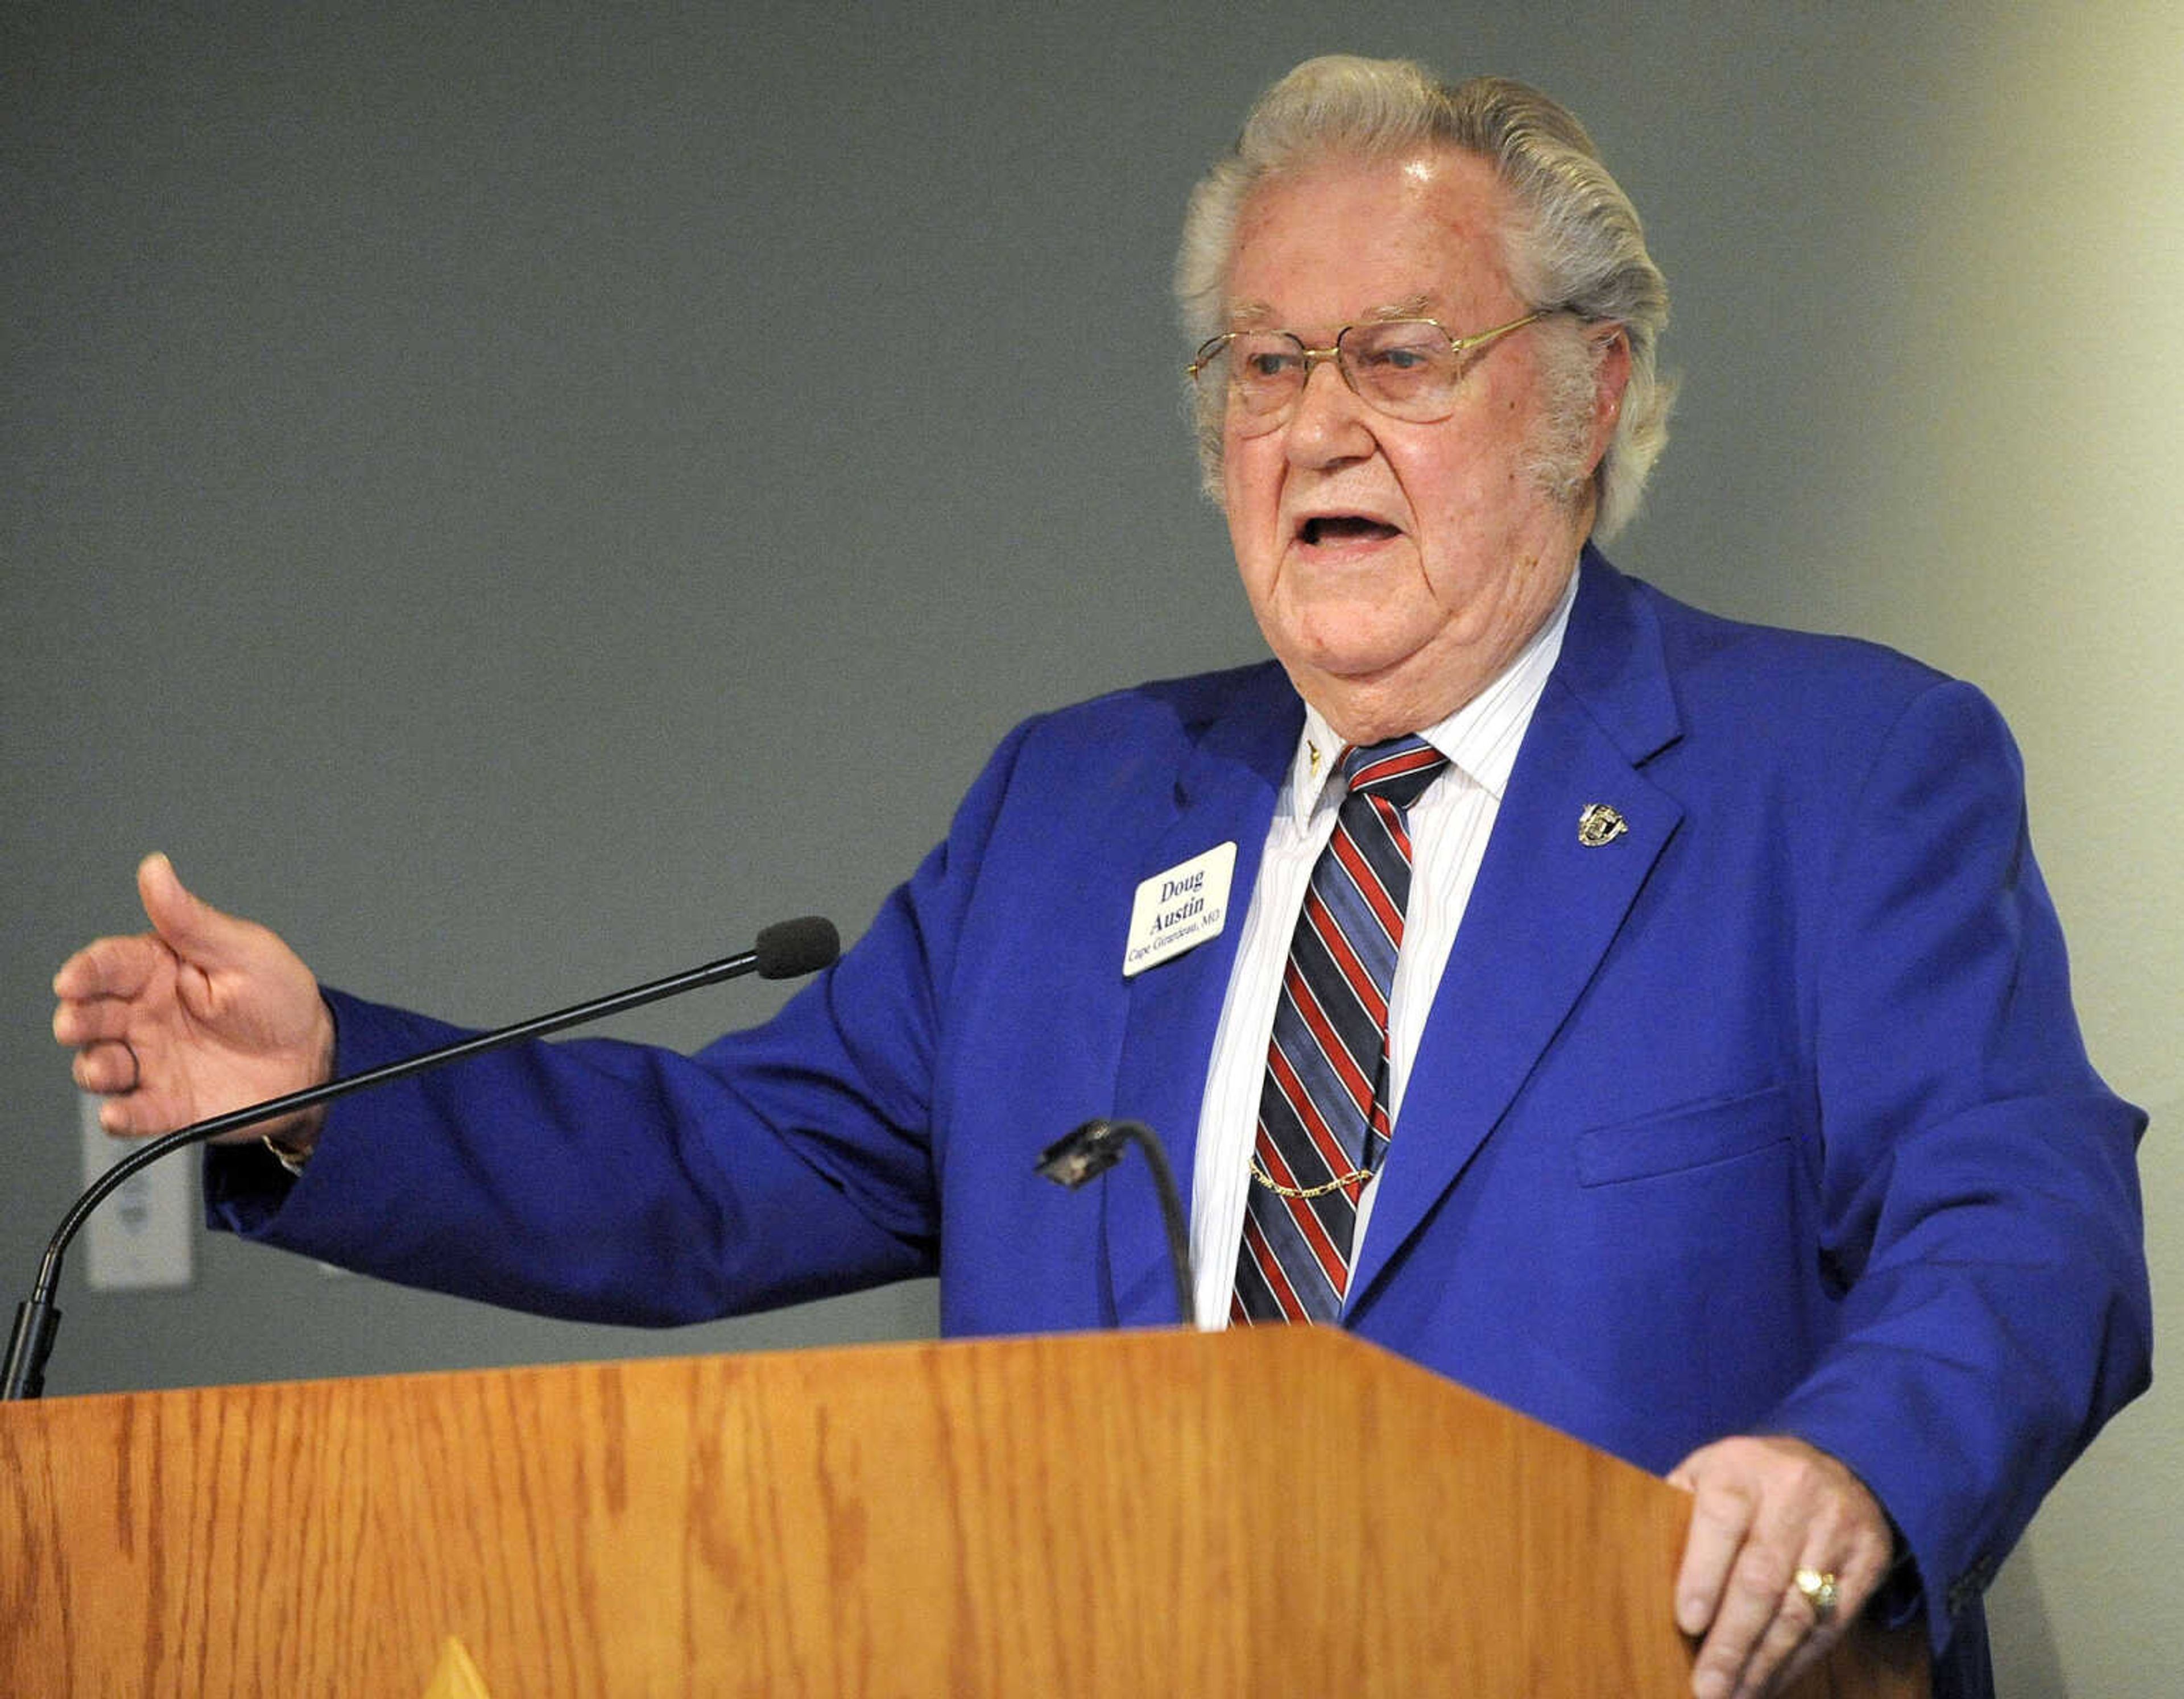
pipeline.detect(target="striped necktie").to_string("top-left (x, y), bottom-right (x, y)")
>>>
top-left (1231, 734), bottom-right (1450, 1325)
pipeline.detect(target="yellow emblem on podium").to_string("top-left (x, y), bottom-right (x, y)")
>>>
top-left (422, 1636), bottom-right (495, 1699)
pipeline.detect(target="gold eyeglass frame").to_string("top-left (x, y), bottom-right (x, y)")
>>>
top-left (1186, 309), bottom-right (1547, 429)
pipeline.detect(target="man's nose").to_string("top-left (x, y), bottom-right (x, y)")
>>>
top-left (1283, 354), bottom-right (1375, 466)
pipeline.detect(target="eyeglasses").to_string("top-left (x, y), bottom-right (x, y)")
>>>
top-left (1186, 310), bottom-right (1546, 435)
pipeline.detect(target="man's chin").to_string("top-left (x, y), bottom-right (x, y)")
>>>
top-left (1268, 644), bottom-right (1447, 741)
top-left (1267, 611), bottom-right (1434, 686)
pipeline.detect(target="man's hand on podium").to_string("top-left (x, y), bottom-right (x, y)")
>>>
top-left (1670, 1433), bottom-right (1895, 1699)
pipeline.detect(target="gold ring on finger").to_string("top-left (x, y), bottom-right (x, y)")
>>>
top-left (1792, 1567), bottom-right (1840, 1620)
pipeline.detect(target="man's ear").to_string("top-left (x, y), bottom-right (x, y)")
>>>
top-left (1587, 324), bottom-right (1631, 473)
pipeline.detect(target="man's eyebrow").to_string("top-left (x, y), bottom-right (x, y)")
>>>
top-left (1222, 293), bottom-right (1440, 330)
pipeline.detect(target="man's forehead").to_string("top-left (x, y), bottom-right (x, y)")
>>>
top-left (1219, 148), bottom-right (1514, 328)
top-left (1233, 143), bottom-right (1505, 231)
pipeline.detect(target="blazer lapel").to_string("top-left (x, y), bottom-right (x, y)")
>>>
top-left (1101, 670), bottom-right (1300, 1327)
top-left (1346, 556), bottom-right (1685, 1312)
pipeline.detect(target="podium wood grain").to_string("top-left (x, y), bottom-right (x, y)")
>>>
top-left (1, 1327), bottom-right (1926, 1695)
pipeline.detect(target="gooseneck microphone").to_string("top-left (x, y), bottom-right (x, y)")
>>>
top-left (2, 915), bottom-right (841, 1401)
top-left (1035, 1117), bottom-right (1196, 1325)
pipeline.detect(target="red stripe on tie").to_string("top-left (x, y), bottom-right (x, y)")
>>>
top-left (1267, 1037), bottom-right (1363, 1183)
top-left (1256, 1137), bottom-right (1358, 1293)
top-left (1350, 742), bottom-right (1445, 792)
top-left (1283, 958), bottom-right (1375, 1118)
top-left (1240, 1210), bottom-right (1311, 1321)
top-left (1302, 885), bottom-right (1388, 1029)
top-left (1328, 823), bottom-right (1405, 945)
top-left (1379, 797), bottom-right (1414, 861)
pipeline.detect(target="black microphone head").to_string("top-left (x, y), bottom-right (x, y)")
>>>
top-left (755, 915), bottom-right (839, 980)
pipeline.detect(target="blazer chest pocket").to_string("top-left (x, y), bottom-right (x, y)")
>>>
top-left (1574, 1085), bottom-right (1790, 1187)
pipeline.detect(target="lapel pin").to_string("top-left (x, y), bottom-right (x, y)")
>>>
top-left (1577, 803), bottom-right (1628, 847)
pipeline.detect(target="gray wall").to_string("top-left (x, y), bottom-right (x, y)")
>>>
top-left (6, 3), bottom-right (2178, 1689)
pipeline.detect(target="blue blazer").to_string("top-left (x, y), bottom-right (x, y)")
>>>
top-left (217, 551), bottom-right (2150, 1690)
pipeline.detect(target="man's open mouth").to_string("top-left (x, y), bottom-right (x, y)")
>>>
top-left (1300, 515), bottom-right (1400, 545)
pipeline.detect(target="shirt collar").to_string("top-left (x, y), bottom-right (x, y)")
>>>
top-left (1288, 563), bottom-right (1579, 819)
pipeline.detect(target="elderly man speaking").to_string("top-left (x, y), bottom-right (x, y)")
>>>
top-left (54, 55), bottom-right (2148, 1699)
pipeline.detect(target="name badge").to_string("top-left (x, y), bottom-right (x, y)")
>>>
top-left (1122, 842), bottom-right (1236, 977)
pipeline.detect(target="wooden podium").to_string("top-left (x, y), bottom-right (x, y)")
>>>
top-left (1, 1327), bottom-right (1926, 1694)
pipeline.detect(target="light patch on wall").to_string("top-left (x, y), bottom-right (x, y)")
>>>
top-left (1850, 6), bottom-right (2184, 672)
top-left (1845, 10), bottom-right (2184, 1698)
top-left (1840, 6), bottom-right (2184, 1051)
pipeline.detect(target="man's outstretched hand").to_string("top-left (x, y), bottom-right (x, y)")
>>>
top-left (53, 853), bottom-right (335, 1149)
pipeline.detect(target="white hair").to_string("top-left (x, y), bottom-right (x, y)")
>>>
top-left (1176, 55), bottom-right (1675, 540)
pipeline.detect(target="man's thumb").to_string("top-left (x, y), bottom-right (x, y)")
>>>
top-left (136, 852), bottom-right (242, 962)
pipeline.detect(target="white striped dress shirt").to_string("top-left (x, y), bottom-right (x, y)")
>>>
top-left (1188, 567), bottom-right (1579, 1327)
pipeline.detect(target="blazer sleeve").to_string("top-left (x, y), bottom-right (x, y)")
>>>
top-left (204, 712), bottom-right (1048, 1325)
top-left (1761, 677), bottom-right (2151, 1650)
